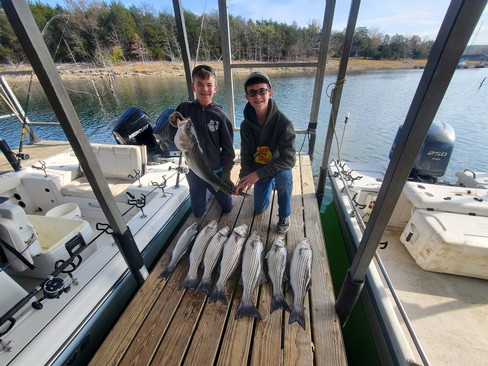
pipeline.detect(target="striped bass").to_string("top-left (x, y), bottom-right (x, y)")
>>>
top-left (170, 112), bottom-right (235, 194)
top-left (159, 222), bottom-right (199, 280)
top-left (195, 226), bottom-right (231, 295)
top-left (266, 235), bottom-right (290, 313)
top-left (208, 224), bottom-right (248, 305)
top-left (180, 220), bottom-right (218, 289)
top-left (289, 238), bottom-right (312, 329)
top-left (235, 231), bottom-right (266, 320)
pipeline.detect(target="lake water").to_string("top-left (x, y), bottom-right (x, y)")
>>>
top-left (1, 67), bottom-right (487, 183)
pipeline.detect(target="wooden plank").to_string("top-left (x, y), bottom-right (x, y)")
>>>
top-left (88, 218), bottom-right (196, 366)
top-left (249, 166), bottom-right (292, 366)
top-left (150, 198), bottom-right (237, 365)
top-left (283, 159), bottom-right (314, 365)
top-left (300, 154), bottom-right (347, 365)
top-left (183, 194), bottom-right (246, 365)
top-left (0, 141), bottom-right (71, 174)
top-left (215, 194), bottom-right (258, 366)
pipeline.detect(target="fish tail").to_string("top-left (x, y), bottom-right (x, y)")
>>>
top-left (179, 275), bottom-right (199, 290)
top-left (208, 284), bottom-right (228, 305)
top-left (270, 293), bottom-right (291, 313)
top-left (159, 265), bottom-right (175, 280)
top-left (235, 299), bottom-right (262, 320)
top-left (195, 279), bottom-right (211, 295)
top-left (289, 306), bottom-right (306, 329)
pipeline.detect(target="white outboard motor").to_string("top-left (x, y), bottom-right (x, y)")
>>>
top-left (390, 120), bottom-right (455, 181)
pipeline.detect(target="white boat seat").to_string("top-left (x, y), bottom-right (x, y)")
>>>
top-left (61, 176), bottom-right (134, 202)
top-left (0, 203), bottom-right (95, 278)
top-left (61, 144), bottom-right (147, 202)
top-left (0, 203), bottom-right (41, 272)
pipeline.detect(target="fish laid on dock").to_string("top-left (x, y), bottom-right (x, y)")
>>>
top-left (266, 235), bottom-right (290, 313)
top-left (235, 231), bottom-right (266, 320)
top-left (208, 224), bottom-right (249, 305)
top-left (170, 112), bottom-right (236, 195)
top-left (180, 220), bottom-right (219, 289)
top-left (289, 238), bottom-right (312, 329)
top-left (159, 222), bottom-right (199, 280)
top-left (195, 226), bottom-right (231, 295)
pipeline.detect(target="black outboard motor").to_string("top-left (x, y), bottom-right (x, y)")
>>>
top-left (389, 120), bottom-right (455, 181)
top-left (153, 108), bottom-right (180, 157)
top-left (113, 107), bottom-right (157, 146)
top-left (113, 107), bottom-right (166, 161)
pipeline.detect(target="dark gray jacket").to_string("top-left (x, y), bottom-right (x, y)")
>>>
top-left (239, 99), bottom-right (296, 179)
top-left (167, 100), bottom-right (235, 175)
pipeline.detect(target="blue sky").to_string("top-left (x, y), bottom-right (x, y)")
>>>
top-left (42, 0), bottom-right (488, 45)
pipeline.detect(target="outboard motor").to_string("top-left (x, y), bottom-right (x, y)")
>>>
top-left (113, 107), bottom-right (157, 146)
top-left (153, 108), bottom-right (180, 157)
top-left (389, 120), bottom-right (455, 181)
top-left (113, 107), bottom-right (167, 161)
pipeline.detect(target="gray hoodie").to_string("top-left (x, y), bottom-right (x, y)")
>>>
top-left (239, 99), bottom-right (296, 179)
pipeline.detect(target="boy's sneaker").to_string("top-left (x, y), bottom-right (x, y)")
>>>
top-left (277, 216), bottom-right (290, 234)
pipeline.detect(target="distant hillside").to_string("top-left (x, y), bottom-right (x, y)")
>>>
top-left (465, 45), bottom-right (488, 55)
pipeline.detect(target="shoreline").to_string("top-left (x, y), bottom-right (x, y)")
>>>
top-left (0, 58), bottom-right (428, 81)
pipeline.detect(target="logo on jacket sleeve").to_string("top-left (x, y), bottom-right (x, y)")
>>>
top-left (254, 146), bottom-right (272, 164)
top-left (207, 120), bottom-right (219, 132)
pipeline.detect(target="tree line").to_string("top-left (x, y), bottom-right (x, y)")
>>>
top-left (0, 1), bottom-right (434, 66)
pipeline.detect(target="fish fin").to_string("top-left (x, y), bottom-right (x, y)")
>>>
top-left (258, 272), bottom-right (267, 286)
top-left (195, 279), bottom-right (211, 295)
top-left (270, 294), bottom-right (291, 313)
top-left (235, 299), bottom-right (262, 320)
top-left (208, 285), bottom-right (228, 305)
top-left (159, 265), bottom-right (174, 280)
top-left (179, 275), bottom-right (199, 290)
top-left (289, 306), bottom-right (306, 329)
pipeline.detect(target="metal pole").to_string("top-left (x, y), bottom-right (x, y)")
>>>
top-left (218, 0), bottom-right (235, 125)
top-left (335, 0), bottom-right (488, 326)
top-left (316, 0), bottom-right (360, 205)
top-left (1, 0), bottom-right (148, 284)
top-left (173, 0), bottom-right (194, 101)
top-left (307, 0), bottom-right (336, 158)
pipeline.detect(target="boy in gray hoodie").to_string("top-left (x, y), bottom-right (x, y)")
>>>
top-left (235, 71), bottom-right (296, 233)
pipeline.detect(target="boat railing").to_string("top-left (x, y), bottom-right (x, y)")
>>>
top-left (330, 159), bottom-right (430, 365)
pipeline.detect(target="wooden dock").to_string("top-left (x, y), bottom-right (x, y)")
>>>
top-left (0, 140), bottom-right (71, 174)
top-left (89, 154), bottom-right (346, 365)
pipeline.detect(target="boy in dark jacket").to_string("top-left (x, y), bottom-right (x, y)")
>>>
top-left (168, 65), bottom-right (235, 218)
top-left (235, 71), bottom-right (296, 233)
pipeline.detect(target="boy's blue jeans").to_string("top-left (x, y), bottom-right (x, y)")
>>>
top-left (253, 169), bottom-right (292, 218)
top-left (186, 169), bottom-right (232, 217)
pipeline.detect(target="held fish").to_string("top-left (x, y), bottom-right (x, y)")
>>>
top-left (180, 220), bottom-right (219, 289)
top-left (208, 224), bottom-right (249, 305)
top-left (195, 226), bottom-right (231, 295)
top-left (289, 238), bottom-right (312, 329)
top-left (266, 235), bottom-right (290, 313)
top-left (170, 112), bottom-right (235, 195)
top-left (159, 222), bottom-right (199, 280)
top-left (235, 231), bottom-right (266, 320)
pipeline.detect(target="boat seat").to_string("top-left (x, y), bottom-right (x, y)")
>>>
top-left (0, 203), bottom-right (95, 278)
top-left (61, 144), bottom-right (147, 202)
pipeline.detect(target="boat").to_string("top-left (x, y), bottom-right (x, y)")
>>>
top-left (1, 0), bottom-right (487, 365)
top-left (327, 126), bottom-right (488, 364)
top-left (323, 8), bottom-right (488, 366)
top-left (0, 95), bottom-right (191, 364)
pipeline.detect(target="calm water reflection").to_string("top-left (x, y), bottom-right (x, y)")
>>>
top-left (2, 68), bottom-right (487, 182)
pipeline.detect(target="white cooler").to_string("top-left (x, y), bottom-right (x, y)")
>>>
top-left (400, 209), bottom-right (488, 280)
